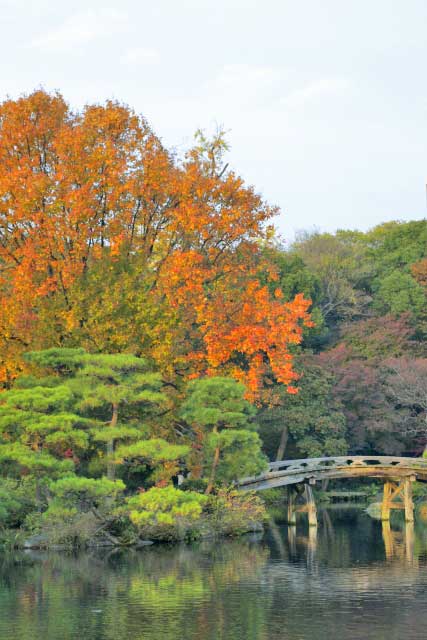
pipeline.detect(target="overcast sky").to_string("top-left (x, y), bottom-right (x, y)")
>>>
top-left (1, 0), bottom-right (427, 243)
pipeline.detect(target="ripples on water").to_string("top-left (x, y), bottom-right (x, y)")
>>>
top-left (1, 508), bottom-right (427, 640)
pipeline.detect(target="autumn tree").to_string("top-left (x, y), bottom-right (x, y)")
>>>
top-left (0, 90), bottom-right (311, 400)
top-left (412, 257), bottom-right (427, 289)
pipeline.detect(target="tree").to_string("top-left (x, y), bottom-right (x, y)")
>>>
top-left (25, 348), bottom-right (177, 481)
top-left (383, 357), bottom-right (427, 449)
top-left (0, 348), bottom-right (186, 491)
top-left (180, 377), bottom-right (267, 493)
top-left (373, 271), bottom-right (425, 316)
top-left (70, 352), bottom-right (168, 479)
top-left (257, 358), bottom-right (348, 460)
top-left (316, 341), bottom-right (411, 455)
top-left (0, 375), bottom-right (86, 501)
top-left (338, 314), bottom-right (415, 360)
top-left (0, 90), bottom-right (311, 400)
top-left (291, 230), bottom-right (373, 325)
top-left (261, 246), bottom-right (328, 348)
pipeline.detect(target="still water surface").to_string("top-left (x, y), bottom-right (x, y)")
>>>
top-left (1, 508), bottom-right (427, 640)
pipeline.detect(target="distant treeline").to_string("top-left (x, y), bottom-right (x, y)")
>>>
top-left (258, 220), bottom-right (427, 460)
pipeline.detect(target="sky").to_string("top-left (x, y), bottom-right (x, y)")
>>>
top-left (1, 0), bottom-right (427, 244)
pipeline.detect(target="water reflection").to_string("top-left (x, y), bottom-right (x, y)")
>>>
top-left (382, 520), bottom-right (416, 564)
top-left (2, 509), bottom-right (427, 640)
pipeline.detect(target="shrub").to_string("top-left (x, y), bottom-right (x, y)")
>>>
top-left (126, 486), bottom-right (208, 541)
top-left (206, 490), bottom-right (267, 536)
top-left (25, 476), bottom-right (127, 548)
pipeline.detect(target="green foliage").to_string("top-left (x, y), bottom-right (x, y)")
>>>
top-left (181, 377), bottom-right (264, 491)
top-left (49, 476), bottom-right (125, 503)
top-left (114, 438), bottom-right (190, 486)
top-left (127, 486), bottom-right (208, 540)
top-left (115, 439), bottom-right (189, 464)
top-left (74, 354), bottom-right (166, 410)
top-left (0, 443), bottom-right (74, 478)
top-left (205, 429), bottom-right (268, 483)
top-left (364, 220), bottom-right (427, 279)
top-left (258, 359), bottom-right (347, 459)
top-left (263, 248), bottom-right (328, 346)
top-left (24, 347), bottom-right (86, 373)
top-left (0, 479), bottom-right (37, 528)
top-left (3, 348), bottom-right (171, 483)
top-left (181, 377), bottom-right (256, 428)
top-left (0, 375), bottom-right (93, 480)
top-left (373, 271), bottom-right (426, 316)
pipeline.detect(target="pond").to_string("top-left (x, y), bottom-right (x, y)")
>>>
top-left (1, 508), bottom-right (427, 640)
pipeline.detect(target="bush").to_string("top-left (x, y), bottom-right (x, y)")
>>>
top-left (22, 476), bottom-right (127, 548)
top-left (38, 507), bottom-right (101, 548)
top-left (126, 486), bottom-right (208, 541)
top-left (205, 490), bottom-right (267, 536)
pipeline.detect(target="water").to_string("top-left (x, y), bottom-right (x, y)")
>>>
top-left (1, 508), bottom-right (427, 640)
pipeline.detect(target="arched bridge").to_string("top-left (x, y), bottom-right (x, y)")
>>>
top-left (238, 456), bottom-right (427, 526)
top-left (238, 456), bottom-right (427, 491)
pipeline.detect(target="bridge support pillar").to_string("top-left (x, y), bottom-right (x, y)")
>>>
top-left (403, 477), bottom-right (415, 523)
top-left (305, 485), bottom-right (318, 527)
top-left (287, 488), bottom-right (297, 525)
top-left (381, 477), bottom-right (414, 523)
top-left (286, 485), bottom-right (317, 527)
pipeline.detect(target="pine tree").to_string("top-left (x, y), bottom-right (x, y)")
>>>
top-left (180, 377), bottom-right (267, 493)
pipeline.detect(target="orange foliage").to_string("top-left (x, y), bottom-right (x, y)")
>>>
top-left (412, 258), bottom-right (427, 289)
top-left (0, 90), bottom-right (311, 396)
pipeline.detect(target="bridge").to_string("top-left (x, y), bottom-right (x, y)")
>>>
top-left (238, 456), bottom-right (427, 527)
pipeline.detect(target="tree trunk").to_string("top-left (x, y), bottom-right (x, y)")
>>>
top-left (205, 426), bottom-right (220, 495)
top-left (275, 426), bottom-right (288, 462)
top-left (107, 402), bottom-right (119, 480)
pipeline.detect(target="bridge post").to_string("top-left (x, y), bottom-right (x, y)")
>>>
top-left (381, 520), bottom-right (394, 559)
top-left (305, 485), bottom-right (318, 527)
top-left (381, 477), bottom-right (415, 522)
top-left (403, 477), bottom-right (414, 523)
top-left (381, 481), bottom-right (393, 521)
top-left (287, 488), bottom-right (297, 525)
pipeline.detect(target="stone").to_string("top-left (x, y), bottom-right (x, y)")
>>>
top-left (135, 539), bottom-right (154, 547)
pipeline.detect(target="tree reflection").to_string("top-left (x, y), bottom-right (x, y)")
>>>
top-left (2, 510), bottom-right (427, 640)
top-left (0, 539), bottom-right (269, 640)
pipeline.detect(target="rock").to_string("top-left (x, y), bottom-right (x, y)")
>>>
top-left (23, 534), bottom-right (49, 549)
top-left (135, 539), bottom-right (154, 547)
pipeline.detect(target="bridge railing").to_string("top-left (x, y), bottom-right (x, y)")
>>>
top-left (238, 456), bottom-right (427, 487)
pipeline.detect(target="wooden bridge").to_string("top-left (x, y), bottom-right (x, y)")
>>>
top-left (238, 456), bottom-right (427, 527)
